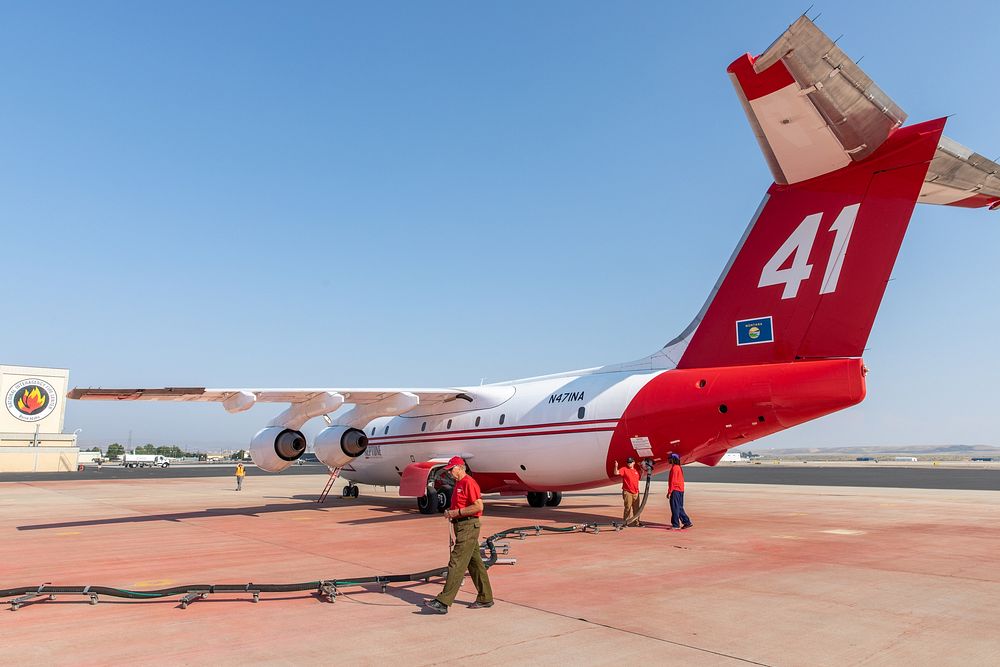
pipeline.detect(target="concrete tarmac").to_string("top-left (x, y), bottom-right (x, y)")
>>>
top-left (667, 464), bottom-right (1000, 491)
top-left (4, 462), bottom-right (999, 490)
top-left (2, 475), bottom-right (998, 665)
top-left (0, 462), bottom-right (330, 482)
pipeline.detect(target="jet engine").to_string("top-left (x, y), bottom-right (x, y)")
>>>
top-left (250, 426), bottom-right (307, 472)
top-left (314, 425), bottom-right (368, 468)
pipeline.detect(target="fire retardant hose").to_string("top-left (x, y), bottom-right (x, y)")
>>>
top-left (0, 461), bottom-right (654, 602)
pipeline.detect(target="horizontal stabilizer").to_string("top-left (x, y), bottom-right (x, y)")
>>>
top-left (919, 137), bottom-right (1000, 210)
top-left (728, 15), bottom-right (905, 185)
top-left (729, 15), bottom-right (999, 212)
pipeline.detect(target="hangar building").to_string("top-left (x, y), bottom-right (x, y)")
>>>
top-left (0, 364), bottom-right (77, 472)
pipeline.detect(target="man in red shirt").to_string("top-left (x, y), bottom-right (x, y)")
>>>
top-left (613, 456), bottom-right (643, 527)
top-left (425, 456), bottom-right (494, 614)
top-left (667, 452), bottom-right (693, 529)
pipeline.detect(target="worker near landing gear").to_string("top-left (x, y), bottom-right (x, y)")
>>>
top-left (667, 453), bottom-right (693, 529)
top-left (613, 456), bottom-right (643, 527)
top-left (425, 456), bottom-right (494, 614)
top-left (235, 462), bottom-right (246, 491)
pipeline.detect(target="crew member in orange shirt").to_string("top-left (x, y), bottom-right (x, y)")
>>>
top-left (425, 456), bottom-right (494, 614)
top-left (613, 456), bottom-right (643, 527)
top-left (667, 452), bottom-right (693, 529)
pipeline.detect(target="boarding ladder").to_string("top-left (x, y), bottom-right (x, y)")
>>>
top-left (317, 467), bottom-right (343, 503)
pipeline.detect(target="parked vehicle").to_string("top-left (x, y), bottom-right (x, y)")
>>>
top-left (121, 454), bottom-right (170, 468)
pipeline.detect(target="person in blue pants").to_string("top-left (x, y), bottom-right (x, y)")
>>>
top-left (667, 453), bottom-right (693, 529)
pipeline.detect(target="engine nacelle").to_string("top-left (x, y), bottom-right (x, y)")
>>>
top-left (314, 425), bottom-right (368, 469)
top-left (250, 426), bottom-right (307, 473)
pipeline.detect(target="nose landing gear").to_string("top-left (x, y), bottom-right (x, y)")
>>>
top-left (526, 491), bottom-right (562, 507)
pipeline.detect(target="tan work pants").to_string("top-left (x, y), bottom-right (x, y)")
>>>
top-left (622, 491), bottom-right (640, 526)
top-left (436, 518), bottom-right (494, 606)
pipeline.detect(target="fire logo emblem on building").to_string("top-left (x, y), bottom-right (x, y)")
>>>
top-left (6, 378), bottom-right (58, 422)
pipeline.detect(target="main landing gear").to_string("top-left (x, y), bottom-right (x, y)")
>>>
top-left (342, 482), bottom-right (359, 499)
top-left (417, 487), bottom-right (452, 515)
top-left (526, 491), bottom-right (562, 508)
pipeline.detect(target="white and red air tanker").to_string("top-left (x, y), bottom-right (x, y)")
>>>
top-left (70, 17), bottom-right (999, 513)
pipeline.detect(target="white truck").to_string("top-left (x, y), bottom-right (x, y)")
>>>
top-left (121, 454), bottom-right (170, 468)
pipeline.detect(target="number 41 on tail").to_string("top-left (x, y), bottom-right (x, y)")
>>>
top-left (758, 203), bottom-right (861, 300)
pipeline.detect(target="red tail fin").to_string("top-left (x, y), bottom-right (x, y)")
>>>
top-left (677, 117), bottom-right (945, 369)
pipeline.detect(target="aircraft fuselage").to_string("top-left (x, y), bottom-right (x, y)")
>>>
top-left (347, 358), bottom-right (866, 493)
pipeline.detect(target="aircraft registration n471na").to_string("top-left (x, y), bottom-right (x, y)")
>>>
top-left (70, 17), bottom-right (999, 513)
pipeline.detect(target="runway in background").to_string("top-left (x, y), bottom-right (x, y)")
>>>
top-left (3, 463), bottom-right (999, 490)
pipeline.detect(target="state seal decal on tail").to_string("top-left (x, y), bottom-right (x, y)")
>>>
top-left (736, 316), bottom-right (774, 346)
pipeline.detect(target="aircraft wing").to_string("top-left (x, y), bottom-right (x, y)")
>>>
top-left (67, 386), bottom-right (472, 430)
top-left (67, 386), bottom-right (465, 406)
top-left (729, 15), bottom-right (1000, 210)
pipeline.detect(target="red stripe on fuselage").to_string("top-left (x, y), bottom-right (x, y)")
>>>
top-left (369, 425), bottom-right (618, 448)
top-left (371, 418), bottom-right (620, 444)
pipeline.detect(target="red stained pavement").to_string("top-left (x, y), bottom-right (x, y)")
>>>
top-left (2, 475), bottom-right (999, 665)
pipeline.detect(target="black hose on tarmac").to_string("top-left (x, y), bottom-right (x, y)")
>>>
top-left (0, 464), bottom-right (655, 603)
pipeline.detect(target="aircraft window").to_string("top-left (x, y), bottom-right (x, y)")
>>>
top-left (698, 379), bottom-right (707, 388)
top-left (447, 419), bottom-right (453, 430)
top-left (475, 416), bottom-right (481, 427)
top-left (421, 421), bottom-right (427, 432)
top-left (371, 427), bottom-right (375, 436)
top-left (384, 425), bottom-right (390, 435)
top-left (577, 407), bottom-right (586, 420)
top-left (718, 404), bottom-right (728, 414)
top-left (499, 414), bottom-right (505, 425)
top-left (520, 465), bottom-right (526, 471)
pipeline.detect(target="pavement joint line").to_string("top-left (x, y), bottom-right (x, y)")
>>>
top-left (494, 597), bottom-right (774, 666)
top-left (137, 504), bottom-right (388, 574)
top-left (20, 482), bottom-right (389, 575)
top-left (337, 592), bottom-right (412, 607)
top-left (20, 481), bottom-right (146, 516)
top-left (725, 539), bottom-right (1000, 585)
top-left (427, 625), bottom-right (596, 664)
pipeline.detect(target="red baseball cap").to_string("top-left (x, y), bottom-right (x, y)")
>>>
top-left (444, 456), bottom-right (466, 470)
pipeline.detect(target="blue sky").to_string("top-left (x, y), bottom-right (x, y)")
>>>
top-left (3, 1), bottom-right (998, 450)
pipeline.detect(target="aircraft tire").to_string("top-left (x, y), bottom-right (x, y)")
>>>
top-left (527, 492), bottom-right (546, 508)
top-left (351, 485), bottom-right (359, 498)
top-left (417, 491), bottom-right (439, 514)
top-left (545, 492), bottom-right (562, 507)
top-left (435, 489), bottom-right (450, 513)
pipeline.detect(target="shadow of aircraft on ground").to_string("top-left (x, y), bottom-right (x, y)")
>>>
top-left (17, 493), bottom-right (627, 531)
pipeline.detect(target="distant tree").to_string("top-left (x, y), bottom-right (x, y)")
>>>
top-left (86, 447), bottom-right (102, 453)
top-left (136, 444), bottom-right (157, 455)
top-left (106, 443), bottom-right (125, 460)
top-left (230, 449), bottom-right (247, 461)
top-left (155, 446), bottom-right (188, 458)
